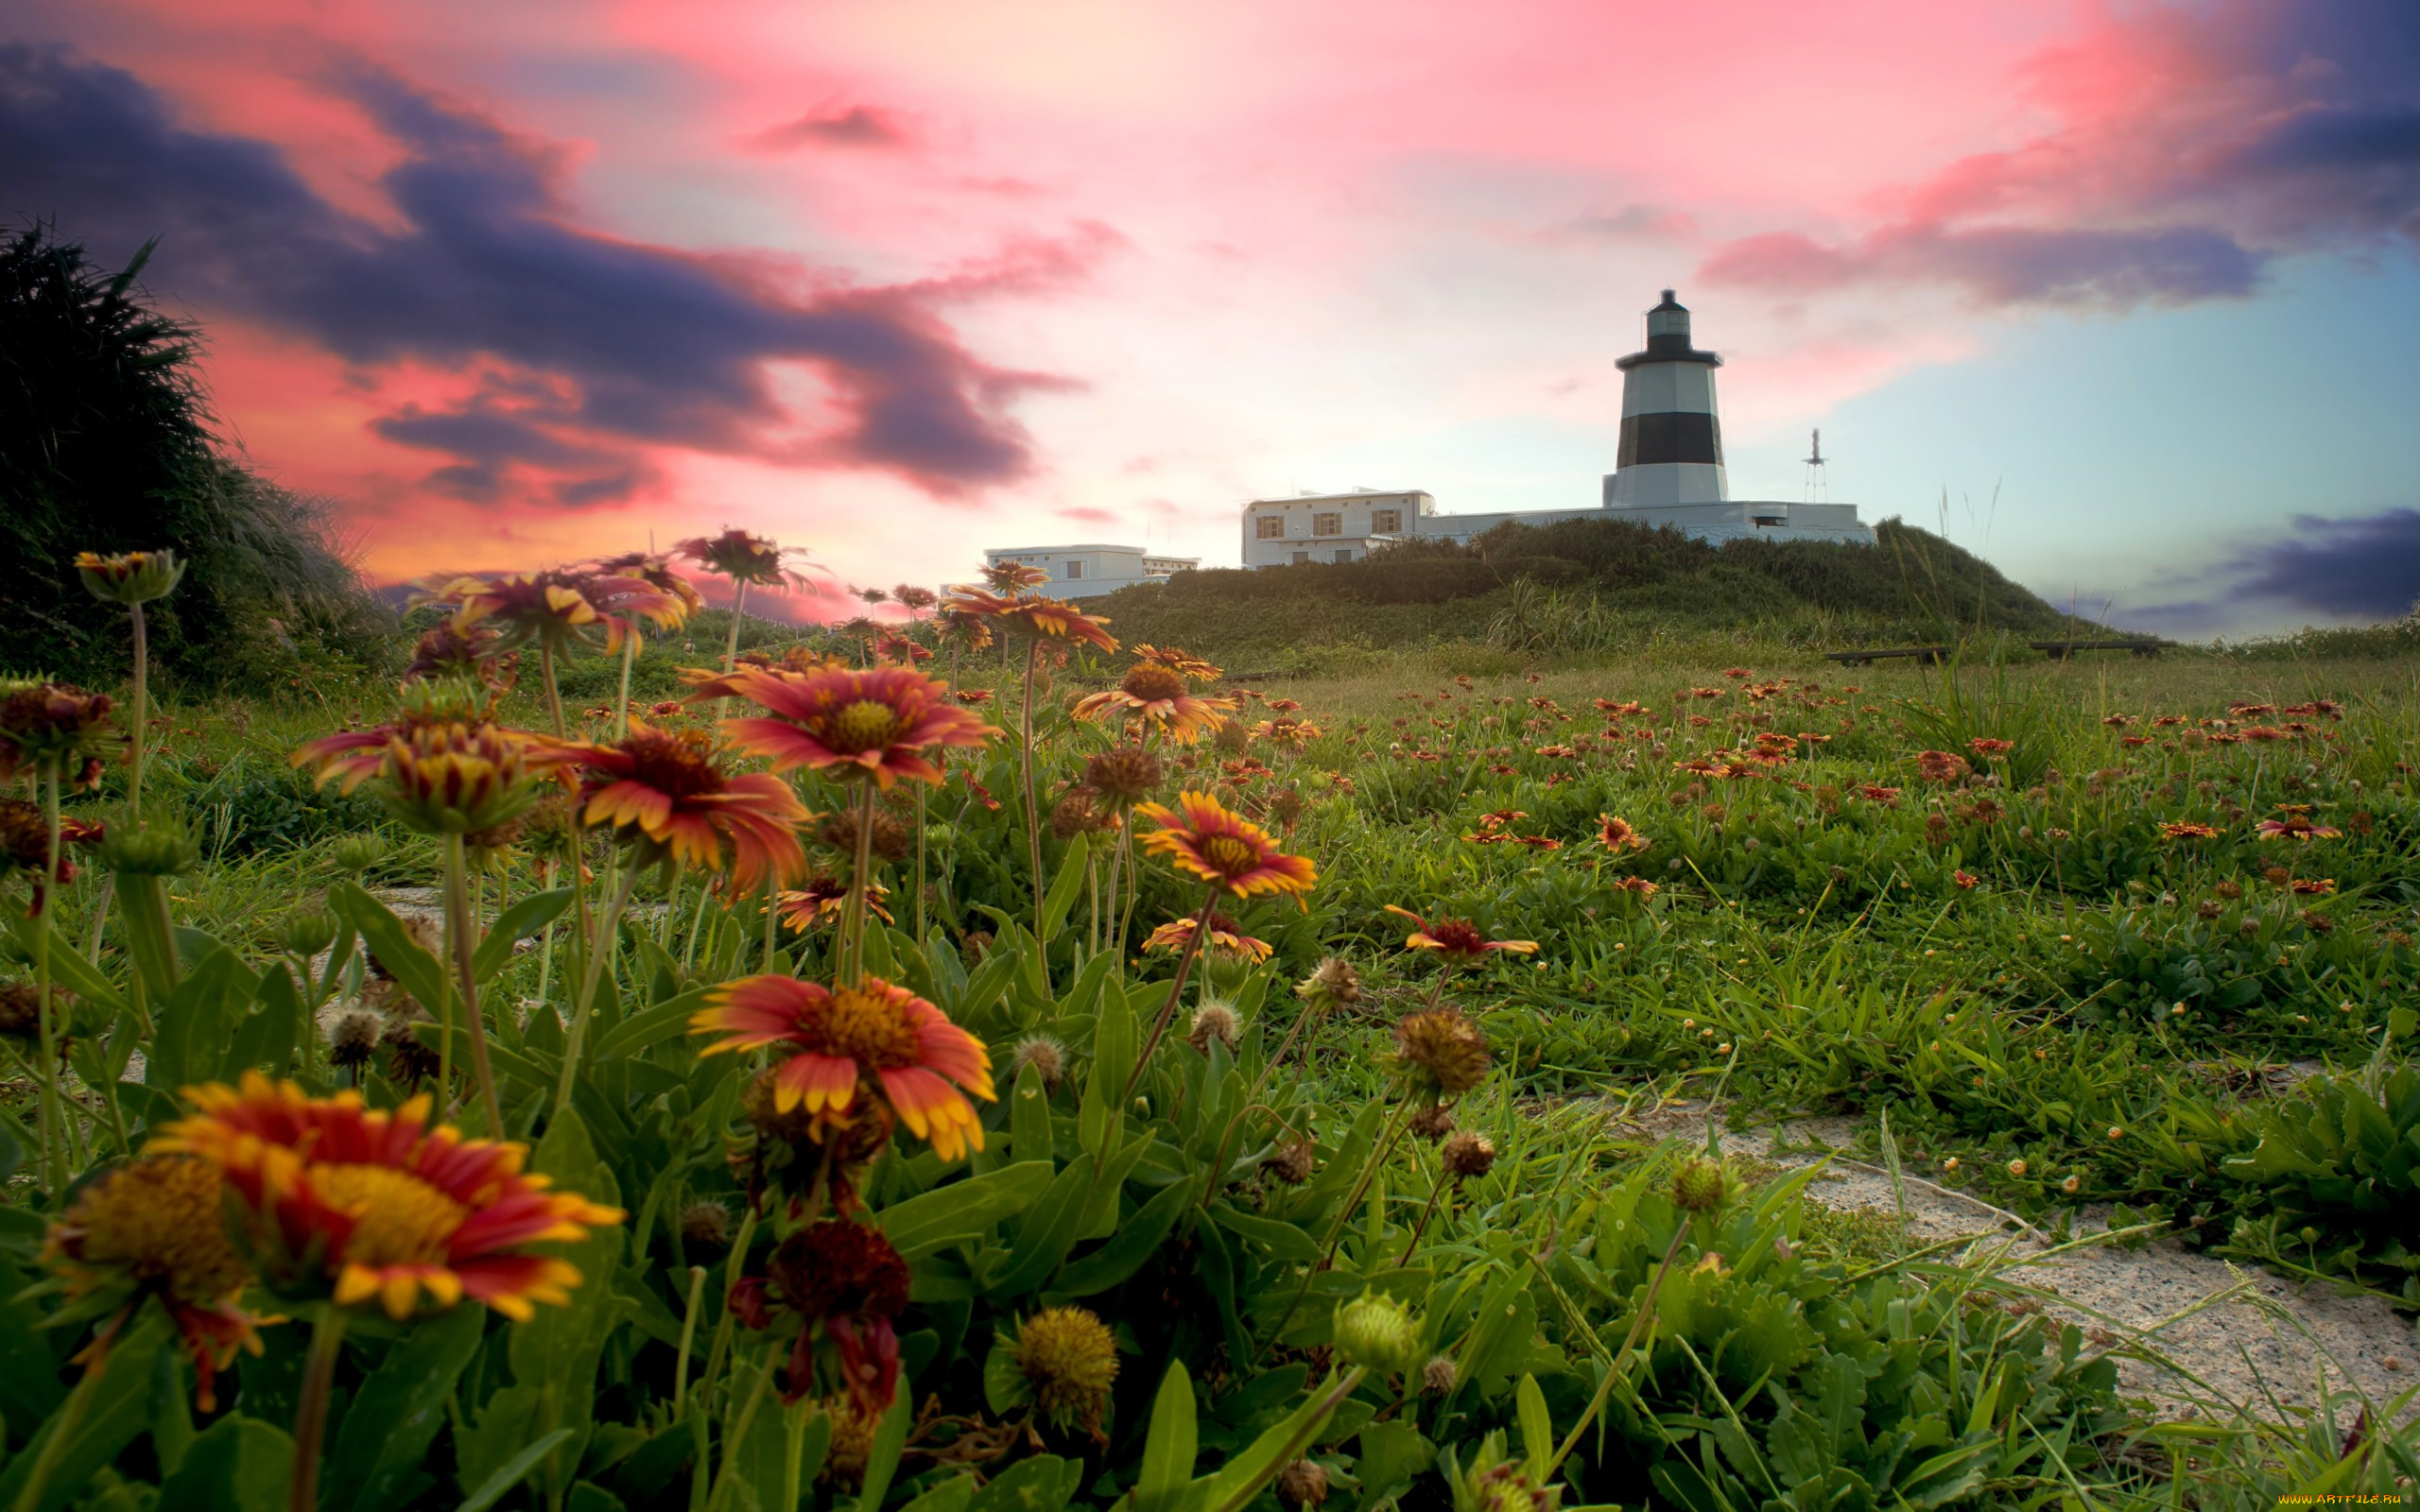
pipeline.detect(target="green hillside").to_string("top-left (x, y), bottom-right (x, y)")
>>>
top-left (1090, 514), bottom-right (2102, 669)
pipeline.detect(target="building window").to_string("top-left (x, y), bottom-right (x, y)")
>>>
top-left (1064, 559), bottom-right (1083, 578)
top-left (1255, 515), bottom-right (1285, 540)
top-left (1334, 548), bottom-right (1354, 564)
top-left (1370, 507), bottom-right (1402, 534)
top-left (1291, 551), bottom-right (1310, 565)
top-left (1752, 516), bottom-right (1785, 528)
top-left (1312, 512), bottom-right (1341, 537)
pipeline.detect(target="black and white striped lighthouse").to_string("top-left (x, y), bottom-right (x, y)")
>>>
top-left (1603, 290), bottom-right (1728, 508)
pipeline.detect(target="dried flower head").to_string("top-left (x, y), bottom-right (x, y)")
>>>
top-left (1296, 956), bottom-right (1362, 1010)
top-left (754, 1218), bottom-right (912, 1409)
top-left (1013, 1305), bottom-right (1121, 1433)
top-left (1268, 1140), bottom-right (1316, 1185)
top-left (819, 807), bottom-right (914, 866)
top-left (327, 1010), bottom-right (384, 1071)
top-left (1187, 1001), bottom-right (1241, 1054)
top-left (1084, 746), bottom-right (1164, 808)
top-left (680, 1201), bottom-right (734, 1249)
top-left (1276, 1460), bottom-right (1331, 1509)
top-left (1391, 1006), bottom-right (1491, 1099)
top-left (1421, 1355), bottom-right (1460, 1396)
top-left (1408, 1103), bottom-right (1456, 1142)
top-left (1441, 1130), bottom-right (1496, 1181)
top-left (1011, 1035), bottom-right (1066, 1091)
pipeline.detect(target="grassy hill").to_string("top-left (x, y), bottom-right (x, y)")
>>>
top-left (1089, 514), bottom-right (2103, 671)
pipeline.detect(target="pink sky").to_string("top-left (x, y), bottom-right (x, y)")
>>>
top-left (6, 0), bottom-right (2414, 627)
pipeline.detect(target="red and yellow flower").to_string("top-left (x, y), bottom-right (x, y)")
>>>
top-left (938, 588), bottom-right (1120, 653)
top-left (563, 722), bottom-right (810, 889)
top-left (1597, 815), bottom-right (1651, 852)
top-left (150, 1074), bottom-right (622, 1321)
top-left (1132, 644), bottom-right (1222, 681)
top-left (780, 875), bottom-right (893, 930)
top-left (977, 561), bottom-right (1052, 593)
top-left (692, 977), bottom-right (994, 1160)
top-left (1135, 791), bottom-right (1317, 902)
top-left (42, 1154), bottom-right (272, 1411)
top-left (1382, 905), bottom-right (1539, 964)
top-left (696, 664), bottom-right (998, 788)
top-left (729, 1218), bottom-right (911, 1410)
top-left (1074, 663), bottom-right (1236, 742)
top-left (2255, 806), bottom-right (2341, 840)
top-left (677, 528), bottom-right (805, 588)
top-left (2160, 821), bottom-right (2221, 839)
top-left (1143, 910), bottom-right (1272, 962)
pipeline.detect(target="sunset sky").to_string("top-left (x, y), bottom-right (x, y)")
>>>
top-left (5, 0), bottom-right (2415, 635)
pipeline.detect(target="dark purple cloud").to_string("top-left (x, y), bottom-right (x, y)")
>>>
top-left (0, 44), bottom-right (1100, 500)
top-left (1702, 0), bottom-right (2419, 310)
top-left (2124, 507), bottom-right (2419, 633)
top-left (746, 104), bottom-right (910, 151)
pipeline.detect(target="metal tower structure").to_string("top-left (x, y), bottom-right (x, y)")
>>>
top-left (1801, 428), bottom-right (1827, 503)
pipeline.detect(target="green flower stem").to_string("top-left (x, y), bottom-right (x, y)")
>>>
top-left (34, 767), bottom-right (65, 1194)
top-left (1547, 1220), bottom-right (1691, 1477)
top-left (554, 858), bottom-right (644, 1119)
top-left (287, 1304), bottom-right (350, 1512)
top-left (838, 780), bottom-right (878, 987)
top-left (1123, 885), bottom-right (1221, 1102)
top-left (540, 643), bottom-right (568, 741)
top-left (913, 782), bottom-right (928, 944)
top-left (442, 833), bottom-right (505, 1135)
top-left (614, 630), bottom-right (638, 740)
top-left (721, 580), bottom-right (749, 674)
top-left (705, 1351), bottom-right (775, 1512)
top-left (127, 600), bottom-right (148, 823)
top-left (672, 1263), bottom-right (709, 1417)
top-left (1019, 638), bottom-right (1047, 953)
top-left (695, 1201), bottom-right (760, 1443)
top-left (9, 1311), bottom-right (123, 1512)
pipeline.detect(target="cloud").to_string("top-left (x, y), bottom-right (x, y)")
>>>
top-left (1056, 506), bottom-right (1118, 524)
top-left (0, 43), bottom-right (1107, 500)
top-left (2120, 507), bottom-right (2420, 633)
top-left (745, 103), bottom-right (910, 152)
top-left (1701, 0), bottom-right (2419, 310)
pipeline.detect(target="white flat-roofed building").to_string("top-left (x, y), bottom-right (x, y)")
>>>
top-left (979, 544), bottom-right (1198, 600)
top-left (1238, 292), bottom-right (1874, 566)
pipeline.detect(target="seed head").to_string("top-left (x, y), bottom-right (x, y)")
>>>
top-left (1296, 956), bottom-right (1361, 1009)
top-left (1013, 1306), bottom-right (1121, 1433)
top-left (1267, 1140), bottom-right (1316, 1185)
top-left (327, 1010), bottom-right (384, 1070)
top-left (1408, 1103), bottom-right (1456, 1142)
top-left (1187, 1001), bottom-right (1240, 1054)
top-left (1441, 1131), bottom-right (1496, 1181)
top-left (1011, 1035), bottom-right (1066, 1091)
top-left (820, 808), bottom-right (912, 865)
top-left (680, 1200), bottom-right (734, 1248)
top-left (1390, 1006), bottom-right (1491, 1098)
top-left (1084, 746), bottom-right (1163, 807)
top-left (1672, 1159), bottom-right (1730, 1213)
top-left (1275, 1459), bottom-right (1331, 1509)
top-left (1421, 1354), bottom-right (1460, 1396)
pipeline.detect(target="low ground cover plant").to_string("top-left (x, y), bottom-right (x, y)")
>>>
top-left (2, 543), bottom-right (2415, 1510)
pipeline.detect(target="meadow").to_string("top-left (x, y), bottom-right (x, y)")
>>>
top-left (2, 550), bottom-right (2416, 1512)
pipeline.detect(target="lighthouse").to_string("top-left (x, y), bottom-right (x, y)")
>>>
top-left (1603, 290), bottom-right (1728, 507)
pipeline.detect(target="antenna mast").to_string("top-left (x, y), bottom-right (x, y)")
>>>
top-left (1801, 428), bottom-right (1827, 503)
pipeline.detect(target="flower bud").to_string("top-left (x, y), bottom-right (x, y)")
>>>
top-left (277, 909), bottom-right (339, 958)
top-left (96, 819), bottom-right (198, 877)
top-left (1672, 1158), bottom-right (1730, 1213)
top-left (330, 834), bottom-right (388, 875)
top-left (75, 549), bottom-right (185, 606)
top-left (1332, 1292), bottom-right (1421, 1377)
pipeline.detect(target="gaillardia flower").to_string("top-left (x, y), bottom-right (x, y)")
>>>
top-left (676, 528), bottom-right (806, 588)
top-left (939, 588), bottom-right (1119, 653)
top-left (1130, 644), bottom-right (1222, 681)
top-left (1143, 910), bottom-right (1272, 962)
top-left (2255, 806), bottom-right (2341, 841)
top-left (696, 664), bottom-right (998, 788)
top-left (150, 1074), bottom-right (622, 1321)
top-left (42, 1154), bottom-right (269, 1410)
top-left (692, 976), bottom-right (994, 1160)
top-left (1382, 905), bottom-right (1538, 964)
top-left (291, 679), bottom-right (508, 793)
top-left (732, 1218), bottom-right (911, 1409)
top-left (1135, 791), bottom-right (1317, 901)
top-left (2160, 821), bottom-right (2221, 840)
top-left (1011, 1306), bottom-right (1120, 1434)
top-left (0, 679), bottom-right (118, 784)
top-left (75, 548), bottom-right (185, 605)
top-left (1073, 663), bottom-right (1236, 742)
top-left (780, 875), bottom-right (893, 931)
top-left (373, 721), bottom-right (561, 835)
top-left (565, 722), bottom-right (809, 890)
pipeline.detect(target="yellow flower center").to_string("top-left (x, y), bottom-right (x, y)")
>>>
top-left (1016, 1306), bottom-right (1120, 1418)
top-left (828, 699), bottom-right (903, 752)
top-left (1120, 665), bottom-right (1187, 705)
top-left (310, 1163), bottom-right (469, 1268)
top-left (817, 988), bottom-right (923, 1069)
top-left (1202, 834), bottom-right (1261, 878)
top-left (65, 1156), bottom-right (250, 1300)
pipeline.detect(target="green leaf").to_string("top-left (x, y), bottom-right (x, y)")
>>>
top-left (1057, 1176), bottom-right (1190, 1297)
top-left (224, 963), bottom-right (303, 1081)
top-left (334, 1303), bottom-right (487, 1512)
top-left (453, 1429), bottom-right (576, 1512)
top-left (968, 1455), bottom-right (1077, 1511)
top-left (472, 888), bottom-right (574, 983)
top-left (877, 1160), bottom-right (1054, 1258)
top-left (154, 1413), bottom-right (294, 1512)
top-left (1517, 1373), bottom-right (1553, 1473)
top-left (146, 944), bottom-right (250, 1092)
top-left (0, 1310), bottom-right (168, 1512)
top-left (1010, 1059), bottom-right (1053, 1165)
top-left (856, 1386), bottom-right (914, 1507)
top-left (983, 1334), bottom-right (1032, 1417)
top-left (589, 988), bottom-right (709, 1062)
top-left (897, 1475), bottom-right (978, 1512)
top-left (1081, 993), bottom-right (1136, 1158)
top-left (1205, 1202), bottom-right (1321, 1263)
top-left (1196, 1371), bottom-right (1357, 1512)
top-left (1356, 1420), bottom-right (1435, 1506)
top-left (11, 911), bottom-right (127, 1015)
top-left (1039, 833), bottom-right (1090, 944)
top-left (1132, 1359), bottom-right (1197, 1512)
top-left (987, 1159), bottom-right (1094, 1297)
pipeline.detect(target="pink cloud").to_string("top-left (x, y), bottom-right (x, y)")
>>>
top-left (744, 102), bottom-right (911, 152)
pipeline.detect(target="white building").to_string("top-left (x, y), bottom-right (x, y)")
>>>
top-left (979, 543), bottom-right (1198, 601)
top-left (1238, 291), bottom-right (1875, 568)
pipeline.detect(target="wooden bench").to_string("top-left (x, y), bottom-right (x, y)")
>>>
top-left (1824, 646), bottom-right (1950, 667)
top-left (2029, 640), bottom-right (2167, 660)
